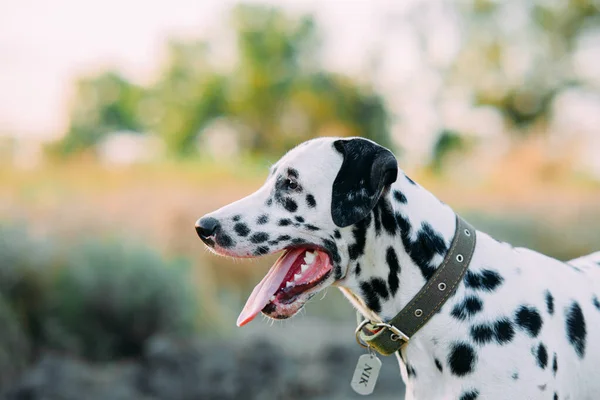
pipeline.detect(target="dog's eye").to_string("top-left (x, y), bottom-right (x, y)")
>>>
top-left (284, 178), bottom-right (298, 190)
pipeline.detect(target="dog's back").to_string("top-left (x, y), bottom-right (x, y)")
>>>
top-left (569, 252), bottom-right (600, 270)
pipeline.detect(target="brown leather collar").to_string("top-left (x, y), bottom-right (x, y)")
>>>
top-left (356, 215), bottom-right (476, 356)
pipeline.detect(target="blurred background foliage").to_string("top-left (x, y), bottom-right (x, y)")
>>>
top-left (0, 224), bottom-right (198, 362)
top-left (1, 0), bottom-right (600, 398)
top-left (44, 1), bottom-right (600, 164)
top-left (51, 4), bottom-right (392, 158)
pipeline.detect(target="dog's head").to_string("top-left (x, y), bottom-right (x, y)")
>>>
top-left (195, 137), bottom-right (398, 325)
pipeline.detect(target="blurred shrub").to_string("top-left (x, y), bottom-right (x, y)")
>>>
top-left (0, 222), bottom-right (200, 362)
top-left (44, 239), bottom-right (199, 361)
top-left (0, 223), bottom-right (53, 350)
top-left (0, 295), bottom-right (30, 390)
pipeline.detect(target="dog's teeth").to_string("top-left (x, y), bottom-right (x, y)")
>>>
top-left (301, 264), bottom-right (309, 273)
top-left (294, 273), bottom-right (302, 281)
top-left (304, 252), bottom-right (316, 264)
top-left (270, 296), bottom-right (276, 301)
top-left (286, 281), bottom-right (293, 288)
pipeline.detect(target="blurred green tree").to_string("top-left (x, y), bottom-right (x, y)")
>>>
top-left (53, 4), bottom-right (392, 158)
top-left (228, 4), bottom-right (392, 154)
top-left (52, 72), bottom-right (146, 156)
top-left (141, 39), bottom-right (228, 156)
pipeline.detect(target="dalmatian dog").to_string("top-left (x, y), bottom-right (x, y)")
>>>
top-left (195, 137), bottom-right (600, 400)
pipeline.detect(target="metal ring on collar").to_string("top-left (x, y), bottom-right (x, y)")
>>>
top-left (355, 319), bottom-right (371, 349)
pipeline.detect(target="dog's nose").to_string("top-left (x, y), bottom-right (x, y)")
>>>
top-left (195, 217), bottom-right (221, 239)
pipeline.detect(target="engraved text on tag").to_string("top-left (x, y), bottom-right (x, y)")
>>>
top-left (350, 353), bottom-right (382, 395)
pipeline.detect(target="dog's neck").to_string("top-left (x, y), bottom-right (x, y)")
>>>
top-left (337, 174), bottom-right (458, 323)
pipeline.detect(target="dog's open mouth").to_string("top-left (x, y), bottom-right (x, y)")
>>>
top-left (237, 247), bottom-right (333, 326)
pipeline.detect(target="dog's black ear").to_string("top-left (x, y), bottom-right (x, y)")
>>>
top-left (331, 138), bottom-right (398, 227)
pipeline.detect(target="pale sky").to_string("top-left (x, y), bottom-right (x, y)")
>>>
top-left (0, 0), bottom-right (421, 139)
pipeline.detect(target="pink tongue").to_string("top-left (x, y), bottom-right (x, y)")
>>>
top-left (237, 248), bottom-right (305, 327)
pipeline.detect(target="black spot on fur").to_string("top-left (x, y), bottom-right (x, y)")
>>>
top-left (386, 247), bottom-right (401, 296)
top-left (256, 215), bottom-right (269, 225)
top-left (565, 302), bottom-right (586, 359)
top-left (268, 240), bottom-right (279, 246)
top-left (250, 232), bottom-right (269, 243)
top-left (411, 222), bottom-right (447, 280)
top-left (434, 358), bottom-right (443, 372)
top-left (470, 324), bottom-right (493, 345)
top-left (283, 198), bottom-right (298, 212)
top-left (348, 214), bottom-right (370, 260)
top-left (538, 384), bottom-right (547, 391)
top-left (294, 216), bottom-right (305, 223)
top-left (459, 390), bottom-right (479, 400)
top-left (278, 219), bottom-right (292, 226)
top-left (552, 352), bottom-right (558, 376)
top-left (334, 230), bottom-right (341, 239)
top-left (287, 168), bottom-right (299, 179)
top-left (471, 318), bottom-right (515, 346)
top-left (448, 342), bottom-right (477, 376)
top-left (515, 305), bottom-right (543, 338)
top-left (396, 214), bottom-right (448, 281)
top-left (369, 278), bottom-right (389, 300)
top-left (512, 371), bottom-right (519, 380)
top-left (253, 246), bottom-right (270, 256)
top-left (360, 281), bottom-right (382, 314)
top-left (277, 235), bottom-right (291, 241)
top-left (379, 199), bottom-right (397, 235)
top-left (535, 343), bottom-right (548, 369)
top-left (232, 215), bottom-right (241, 222)
top-left (355, 262), bottom-right (361, 277)
top-left (593, 295), bottom-right (600, 310)
top-left (546, 291), bottom-right (554, 315)
top-left (291, 238), bottom-right (306, 245)
top-left (464, 269), bottom-right (504, 292)
top-left (216, 234), bottom-right (235, 248)
top-left (305, 224), bottom-right (320, 231)
top-left (494, 319), bottom-right (515, 344)
top-left (393, 190), bottom-right (407, 204)
top-left (305, 194), bottom-right (316, 208)
top-left (553, 393), bottom-right (558, 400)
top-left (266, 198), bottom-right (273, 206)
top-left (406, 363), bottom-right (417, 378)
top-left (451, 296), bottom-right (483, 321)
top-left (234, 223), bottom-right (250, 237)
top-left (372, 203), bottom-right (382, 235)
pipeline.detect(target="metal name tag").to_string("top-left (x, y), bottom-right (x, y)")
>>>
top-left (351, 353), bottom-right (382, 395)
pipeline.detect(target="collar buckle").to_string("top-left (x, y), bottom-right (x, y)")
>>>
top-left (355, 319), bottom-right (411, 349)
top-left (373, 322), bottom-right (410, 343)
